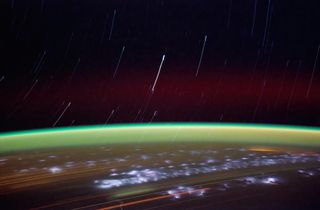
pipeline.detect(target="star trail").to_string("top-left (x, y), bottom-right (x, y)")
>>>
top-left (0, 0), bottom-right (319, 130)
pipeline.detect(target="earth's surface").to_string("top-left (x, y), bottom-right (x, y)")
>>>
top-left (1, 123), bottom-right (320, 209)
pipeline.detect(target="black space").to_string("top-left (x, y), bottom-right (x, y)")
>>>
top-left (0, 0), bottom-right (320, 131)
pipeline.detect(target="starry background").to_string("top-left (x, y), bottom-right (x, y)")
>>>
top-left (0, 0), bottom-right (319, 132)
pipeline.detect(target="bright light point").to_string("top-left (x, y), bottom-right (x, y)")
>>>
top-left (166, 186), bottom-right (207, 199)
top-left (261, 177), bottom-right (278, 185)
top-left (243, 177), bottom-right (257, 184)
top-left (97, 180), bottom-right (123, 189)
top-left (49, 166), bottom-right (62, 174)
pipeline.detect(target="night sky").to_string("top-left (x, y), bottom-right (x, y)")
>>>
top-left (0, 0), bottom-right (319, 132)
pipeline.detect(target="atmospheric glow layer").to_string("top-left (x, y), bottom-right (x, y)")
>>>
top-left (0, 123), bottom-right (320, 153)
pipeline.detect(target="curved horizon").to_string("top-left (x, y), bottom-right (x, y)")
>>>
top-left (1, 123), bottom-right (320, 153)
